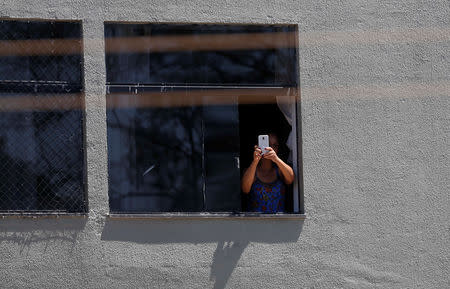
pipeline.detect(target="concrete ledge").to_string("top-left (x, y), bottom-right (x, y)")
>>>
top-left (107, 212), bottom-right (307, 220)
top-left (0, 212), bottom-right (306, 220)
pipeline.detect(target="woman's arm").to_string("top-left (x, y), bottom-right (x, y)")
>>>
top-left (263, 147), bottom-right (294, 184)
top-left (241, 146), bottom-right (262, 193)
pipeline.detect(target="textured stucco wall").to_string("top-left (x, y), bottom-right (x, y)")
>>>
top-left (1, 1), bottom-right (450, 288)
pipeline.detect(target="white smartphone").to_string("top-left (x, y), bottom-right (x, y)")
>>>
top-left (258, 135), bottom-right (269, 155)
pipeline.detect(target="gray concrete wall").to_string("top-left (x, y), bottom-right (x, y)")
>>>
top-left (1, 1), bottom-right (449, 288)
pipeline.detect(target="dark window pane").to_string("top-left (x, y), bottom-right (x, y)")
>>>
top-left (105, 23), bottom-right (298, 86)
top-left (203, 104), bottom-right (241, 211)
top-left (107, 87), bottom-right (242, 212)
top-left (107, 103), bottom-right (204, 212)
top-left (0, 20), bottom-right (85, 213)
top-left (0, 20), bottom-right (83, 83)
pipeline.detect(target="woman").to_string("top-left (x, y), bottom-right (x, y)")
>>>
top-left (241, 133), bottom-right (294, 213)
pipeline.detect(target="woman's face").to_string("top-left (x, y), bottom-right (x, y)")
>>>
top-left (269, 134), bottom-right (280, 154)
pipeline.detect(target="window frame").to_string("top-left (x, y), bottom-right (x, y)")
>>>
top-left (104, 22), bottom-right (304, 217)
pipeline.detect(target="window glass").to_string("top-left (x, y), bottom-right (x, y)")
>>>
top-left (0, 19), bottom-right (86, 213)
top-left (105, 23), bottom-right (298, 213)
top-left (105, 23), bottom-right (297, 86)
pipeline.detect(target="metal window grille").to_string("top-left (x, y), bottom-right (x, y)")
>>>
top-left (0, 19), bottom-right (86, 214)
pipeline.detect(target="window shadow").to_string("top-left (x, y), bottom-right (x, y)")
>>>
top-left (0, 218), bottom-right (87, 255)
top-left (101, 218), bottom-right (303, 289)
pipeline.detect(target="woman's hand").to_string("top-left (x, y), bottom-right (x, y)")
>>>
top-left (253, 145), bottom-right (262, 163)
top-left (263, 147), bottom-right (295, 185)
top-left (262, 147), bottom-right (279, 162)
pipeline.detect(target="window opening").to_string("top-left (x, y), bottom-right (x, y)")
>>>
top-left (105, 23), bottom-right (300, 214)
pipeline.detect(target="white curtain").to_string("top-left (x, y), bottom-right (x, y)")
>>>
top-left (276, 89), bottom-right (295, 163)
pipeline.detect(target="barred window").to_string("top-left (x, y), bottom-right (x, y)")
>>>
top-left (105, 23), bottom-right (300, 214)
top-left (0, 19), bottom-right (86, 213)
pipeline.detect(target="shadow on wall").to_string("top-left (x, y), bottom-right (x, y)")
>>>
top-left (210, 240), bottom-right (249, 289)
top-left (0, 218), bottom-right (87, 255)
top-left (101, 219), bottom-right (304, 289)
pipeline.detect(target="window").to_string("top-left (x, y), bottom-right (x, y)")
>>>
top-left (0, 19), bottom-right (86, 213)
top-left (105, 23), bottom-right (301, 214)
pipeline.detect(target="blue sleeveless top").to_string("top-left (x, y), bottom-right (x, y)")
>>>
top-left (248, 169), bottom-right (285, 213)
